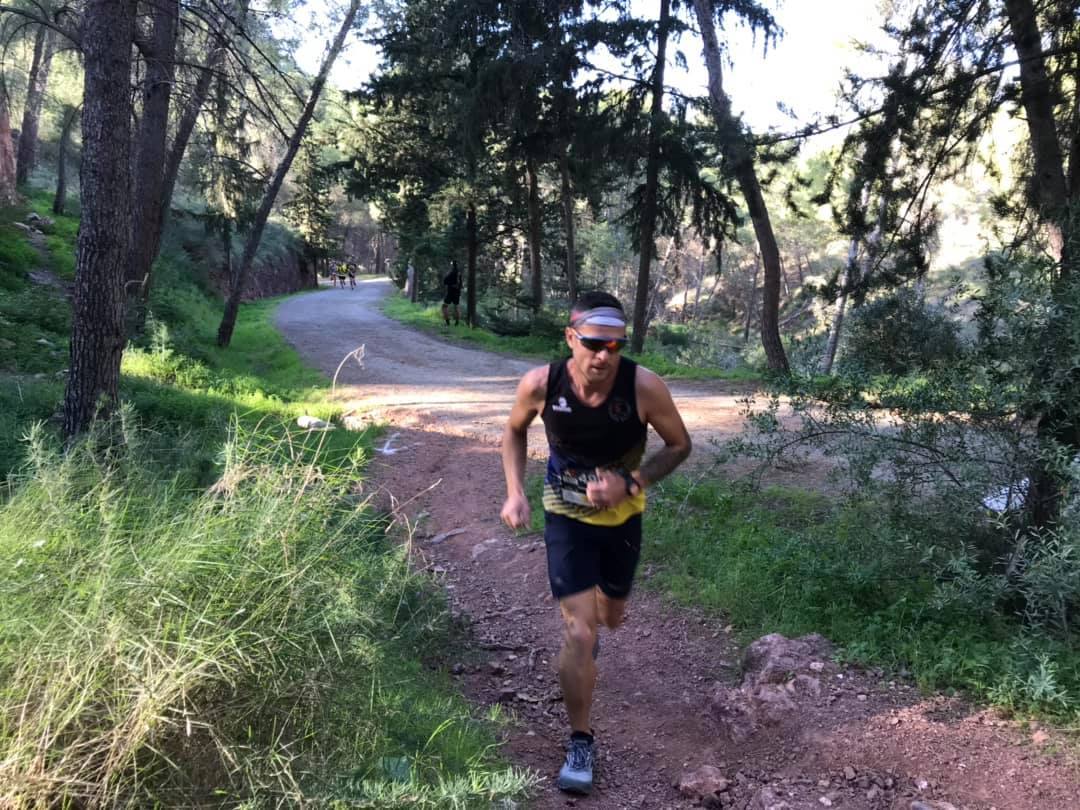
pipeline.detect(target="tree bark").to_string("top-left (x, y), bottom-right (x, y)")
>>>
top-left (560, 146), bottom-right (578, 305)
top-left (52, 104), bottom-right (78, 215)
top-left (1004, 0), bottom-right (1069, 264)
top-left (644, 236), bottom-right (675, 337)
top-left (743, 252), bottom-right (759, 344)
top-left (217, 0), bottom-right (362, 347)
top-left (692, 242), bottom-right (707, 323)
top-left (466, 201), bottom-right (478, 326)
top-left (820, 239), bottom-right (856, 375)
top-left (821, 186), bottom-right (884, 375)
top-left (526, 155), bottom-right (544, 309)
top-left (15, 24), bottom-right (54, 186)
top-left (127, 0), bottom-right (179, 335)
top-left (693, 0), bottom-right (789, 373)
top-left (63, 0), bottom-right (137, 439)
top-left (0, 90), bottom-right (17, 205)
top-left (1002, 0), bottom-right (1078, 528)
top-left (630, 0), bottom-right (671, 354)
top-left (160, 46), bottom-right (221, 241)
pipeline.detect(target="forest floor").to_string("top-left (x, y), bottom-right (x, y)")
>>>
top-left (275, 279), bottom-right (1079, 810)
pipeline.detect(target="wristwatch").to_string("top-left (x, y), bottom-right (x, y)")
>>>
top-left (621, 469), bottom-right (642, 497)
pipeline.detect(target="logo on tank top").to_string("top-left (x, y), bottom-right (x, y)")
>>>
top-left (608, 396), bottom-right (633, 422)
top-left (552, 396), bottom-right (572, 413)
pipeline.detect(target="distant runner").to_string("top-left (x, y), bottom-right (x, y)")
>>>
top-left (499, 291), bottom-right (692, 795)
top-left (442, 260), bottom-right (461, 325)
top-left (347, 262), bottom-right (357, 289)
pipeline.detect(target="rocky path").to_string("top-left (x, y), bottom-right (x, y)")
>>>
top-left (275, 281), bottom-right (1078, 809)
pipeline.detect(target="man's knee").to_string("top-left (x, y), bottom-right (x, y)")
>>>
top-left (562, 612), bottom-right (597, 655)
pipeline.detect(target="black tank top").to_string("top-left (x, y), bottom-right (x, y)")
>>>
top-left (540, 358), bottom-right (648, 524)
top-left (542, 357), bottom-right (646, 468)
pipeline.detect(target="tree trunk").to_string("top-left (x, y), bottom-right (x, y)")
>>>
top-left (1004, 0), bottom-right (1069, 263)
top-left (630, 0), bottom-right (671, 353)
top-left (526, 156), bottom-right (544, 310)
top-left (1002, 0), bottom-right (1078, 528)
top-left (819, 239), bottom-right (856, 375)
top-left (644, 236), bottom-right (675, 337)
top-left (0, 90), bottom-right (17, 205)
top-left (15, 25), bottom-right (54, 186)
top-left (743, 253), bottom-right (759, 344)
top-left (127, 0), bottom-right (180, 335)
top-left (160, 46), bottom-right (221, 242)
top-left (560, 147), bottom-right (578, 305)
top-left (466, 202), bottom-right (478, 326)
top-left (222, 218), bottom-right (233, 282)
top-left (693, 0), bottom-right (789, 373)
top-left (218, 0), bottom-right (362, 347)
top-left (63, 0), bottom-right (136, 439)
top-left (823, 189), bottom-right (889, 374)
top-left (52, 104), bottom-right (78, 215)
top-left (692, 244), bottom-right (706, 323)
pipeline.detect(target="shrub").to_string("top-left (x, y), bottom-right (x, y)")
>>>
top-left (840, 287), bottom-right (964, 375)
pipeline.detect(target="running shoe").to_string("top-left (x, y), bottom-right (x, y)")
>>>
top-left (557, 736), bottom-right (594, 794)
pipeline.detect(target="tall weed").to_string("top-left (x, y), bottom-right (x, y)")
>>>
top-left (0, 416), bottom-right (531, 807)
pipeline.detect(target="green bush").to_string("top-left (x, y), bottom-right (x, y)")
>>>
top-left (655, 323), bottom-right (691, 347)
top-left (840, 288), bottom-right (964, 375)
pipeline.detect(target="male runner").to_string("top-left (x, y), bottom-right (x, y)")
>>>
top-left (442, 260), bottom-right (461, 325)
top-left (500, 291), bottom-right (691, 795)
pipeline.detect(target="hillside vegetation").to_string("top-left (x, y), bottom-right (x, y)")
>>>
top-left (0, 194), bottom-right (531, 807)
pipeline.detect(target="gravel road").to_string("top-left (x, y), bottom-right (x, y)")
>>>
top-left (275, 278), bottom-right (759, 455)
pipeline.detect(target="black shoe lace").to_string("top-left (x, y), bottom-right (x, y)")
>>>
top-left (567, 740), bottom-right (593, 771)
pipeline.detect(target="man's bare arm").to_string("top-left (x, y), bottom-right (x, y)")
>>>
top-left (500, 366), bottom-right (547, 528)
top-left (634, 368), bottom-right (692, 488)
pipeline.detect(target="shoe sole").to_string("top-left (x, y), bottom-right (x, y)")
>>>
top-left (557, 777), bottom-right (592, 795)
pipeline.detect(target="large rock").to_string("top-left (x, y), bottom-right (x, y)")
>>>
top-left (708, 634), bottom-right (833, 744)
top-left (741, 633), bottom-right (834, 689)
top-left (709, 683), bottom-right (798, 741)
top-left (709, 686), bottom-right (758, 742)
top-left (747, 787), bottom-right (792, 810)
top-left (750, 684), bottom-right (799, 724)
top-left (677, 764), bottom-right (730, 800)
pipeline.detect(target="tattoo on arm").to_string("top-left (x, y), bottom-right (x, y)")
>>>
top-left (639, 444), bottom-right (690, 486)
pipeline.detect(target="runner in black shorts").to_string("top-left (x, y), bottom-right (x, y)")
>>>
top-left (500, 291), bottom-right (691, 796)
top-left (442, 260), bottom-right (461, 325)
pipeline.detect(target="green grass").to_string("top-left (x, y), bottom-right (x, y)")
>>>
top-left (382, 296), bottom-right (760, 381)
top-left (0, 197), bottom-right (75, 470)
top-left (0, 419), bottom-right (532, 807)
top-left (639, 477), bottom-right (1080, 719)
top-left (0, 191), bottom-right (535, 806)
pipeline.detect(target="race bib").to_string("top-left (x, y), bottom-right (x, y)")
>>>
top-left (557, 468), bottom-right (597, 507)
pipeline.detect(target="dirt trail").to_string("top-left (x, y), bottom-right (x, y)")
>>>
top-left (276, 281), bottom-right (1078, 809)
